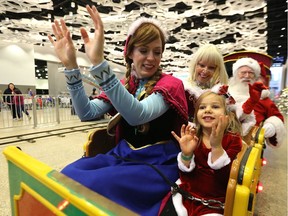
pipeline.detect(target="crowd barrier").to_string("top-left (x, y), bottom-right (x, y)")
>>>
top-left (0, 94), bottom-right (79, 129)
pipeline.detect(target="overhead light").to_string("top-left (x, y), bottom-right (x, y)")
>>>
top-left (71, 2), bottom-right (75, 8)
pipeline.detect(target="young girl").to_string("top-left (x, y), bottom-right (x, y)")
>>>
top-left (170, 89), bottom-right (243, 216)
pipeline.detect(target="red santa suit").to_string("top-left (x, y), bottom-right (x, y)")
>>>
top-left (229, 57), bottom-right (285, 147)
top-left (251, 95), bottom-right (284, 147)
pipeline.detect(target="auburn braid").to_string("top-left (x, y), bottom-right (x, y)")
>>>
top-left (124, 62), bottom-right (132, 90)
top-left (144, 67), bottom-right (162, 95)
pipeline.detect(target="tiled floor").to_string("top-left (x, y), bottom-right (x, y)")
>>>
top-left (0, 117), bottom-right (287, 216)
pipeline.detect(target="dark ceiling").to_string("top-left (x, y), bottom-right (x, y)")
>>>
top-left (266, 0), bottom-right (287, 63)
top-left (0, 0), bottom-right (287, 78)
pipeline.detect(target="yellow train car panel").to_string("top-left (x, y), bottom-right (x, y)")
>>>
top-left (233, 184), bottom-right (250, 216)
top-left (3, 146), bottom-right (138, 216)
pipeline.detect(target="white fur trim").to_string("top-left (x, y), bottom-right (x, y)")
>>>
top-left (232, 57), bottom-right (261, 78)
top-left (210, 83), bottom-right (223, 93)
top-left (235, 102), bottom-right (246, 118)
top-left (127, 17), bottom-right (167, 40)
top-left (264, 116), bottom-right (286, 147)
top-left (202, 214), bottom-right (223, 216)
top-left (207, 151), bottom-right (231, 170)
top-left (232, 99), bottom-right (256, 136)
top-left (260, 89), bottom-right (270, 99)
top-left (177, 152), bottom-right (196, 172)
top-left (188, 121), bottom-right (196, 128)
top-left (239, 111), bottom-right (256, 136)
top-left (172, 179), bottom-right (188, 216)
top-left (183, 79), bottom-right (205, 99)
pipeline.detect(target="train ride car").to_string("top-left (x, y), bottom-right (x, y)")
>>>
top-left (4, 121), bottom-right (266, 216)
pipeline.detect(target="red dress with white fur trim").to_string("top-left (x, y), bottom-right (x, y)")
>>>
top-left (178, 132), bottom-right (242, 215)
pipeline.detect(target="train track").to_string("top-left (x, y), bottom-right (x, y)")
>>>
top-left (0, 120), bottom-right (109, 145)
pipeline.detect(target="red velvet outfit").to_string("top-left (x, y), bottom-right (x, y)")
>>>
top-left (179, 133), bottom-right (242, 215)
top-left (253, 97), bottom-right (285, 147)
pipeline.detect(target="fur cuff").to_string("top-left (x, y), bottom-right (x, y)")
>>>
top-left (207, 151), bottom-right (231, 170)
top-left (264, 116), bottom-right (286, 148)
top-left (261, 89), bottom-right (270, 99)
top-left (177, 152), bottom-right (195, 172)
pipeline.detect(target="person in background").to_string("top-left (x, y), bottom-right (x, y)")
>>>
top-left (87, 87), bottom-right (104, 119)
top-left (26, 88), bottom-right (34, 110)
top-left (48, 5), bottom-right (187, 216)
top-left (88, 87), bottom-right (98, 100)
top-left (183, 44), bottom-right (260, 137)
top-left (3, 83), bottom-right (17, 120)
top-left (229, 57), bottom-right (285, 147)
top-left (183, 44), bottom-right (228, 121)
top-left (164, 89), bottom-right (242, 216)
top-left (0, 90), bottom-right (3, 112)
top-left (27, 88), bottom-right (34, 97)
top-left (13, 88), bottom-right (31, 121)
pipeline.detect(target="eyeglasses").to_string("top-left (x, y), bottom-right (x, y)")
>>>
top-left (238, 71), bottom-right (255, 77)
top-left (196, 63), bottom-right (216, 73)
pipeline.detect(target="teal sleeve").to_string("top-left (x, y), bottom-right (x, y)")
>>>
top-left (64, 68), bottom-right (112, 121)
top-left (89, 61), bottom-right (169, 125)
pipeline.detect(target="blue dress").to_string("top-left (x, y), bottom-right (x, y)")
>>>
top-left (62, 71), bottom-right (188, 215)
top-left (62, 140), bottom-right (180, 215)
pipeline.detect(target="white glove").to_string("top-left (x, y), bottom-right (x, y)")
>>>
top-left (263, 123), bottom-right (276, 138)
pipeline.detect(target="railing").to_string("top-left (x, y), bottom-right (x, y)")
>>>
top-left (0, 94), bottom-right (79, 129)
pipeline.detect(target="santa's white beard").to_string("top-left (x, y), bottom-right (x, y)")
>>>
top-left (229, 77), bottom-right (250, 103)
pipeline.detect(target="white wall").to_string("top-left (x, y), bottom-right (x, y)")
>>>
top-left (35, 79), bottom-right (49, 90)
top-left (0, 43), bottom-right (126, 95)
top-left (34, 45), bottom-right (92, 67)
top-left (0, 43), bottom-right (36, 86)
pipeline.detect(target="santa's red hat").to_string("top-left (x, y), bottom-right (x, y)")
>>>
top-left (232, 57), bottom-right (261, 78)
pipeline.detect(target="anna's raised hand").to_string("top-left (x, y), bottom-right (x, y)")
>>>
top-left (48, 19), bottom-right (78, 70)
top-left (81, 5), bottom-right (104, 66)
top-left (48, 5), bottom-right (105, 70)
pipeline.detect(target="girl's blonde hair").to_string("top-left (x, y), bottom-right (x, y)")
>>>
top-left (124, 22), bottom-right (165, 95)
top-left (188, 44), bottom-right (228, 88)
top-left (194, 91), bottom-right (242, 138)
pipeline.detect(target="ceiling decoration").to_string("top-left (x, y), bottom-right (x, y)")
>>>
top-left (0, 0), bottom-right (287, 73)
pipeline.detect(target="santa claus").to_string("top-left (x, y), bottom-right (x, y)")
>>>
top-left (229, 57), bottom-right (285, 147)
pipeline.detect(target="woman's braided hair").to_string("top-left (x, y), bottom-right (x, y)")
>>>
top-left (124, 22), bottom-right (166, 95)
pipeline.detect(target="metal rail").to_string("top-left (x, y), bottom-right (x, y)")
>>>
top-left (0, 120), bottom-right (109, 145)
